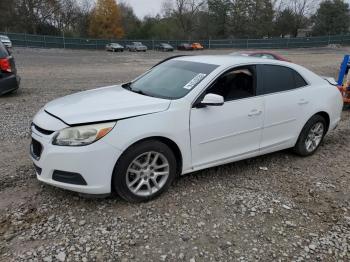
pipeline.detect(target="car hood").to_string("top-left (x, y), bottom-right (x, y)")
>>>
top-left (44, 85), bottom-right (171, 125)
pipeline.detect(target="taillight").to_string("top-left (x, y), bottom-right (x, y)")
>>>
top-left (0, 58), bottom-right (11, 73)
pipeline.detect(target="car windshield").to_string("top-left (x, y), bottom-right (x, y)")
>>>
top-left (162, 44), bottom-right (172, 48)
top-left (134, 42), bottom-right (142, 46)
top-left (111, 43), bottom-right (121, 47)
top-left (124, 60), bottom-right (218, 99)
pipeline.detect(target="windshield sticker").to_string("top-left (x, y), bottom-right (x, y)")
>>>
top-left (183, 73), bottom-right (207, 90)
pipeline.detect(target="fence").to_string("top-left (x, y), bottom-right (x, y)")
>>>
top-left (2, 32), bottom-right (350, 50)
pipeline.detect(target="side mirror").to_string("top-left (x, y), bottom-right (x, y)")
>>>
top-left (200, 93), bottom-right (224, 107)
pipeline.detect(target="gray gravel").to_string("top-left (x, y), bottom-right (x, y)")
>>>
top-left (0, 47), bottom-right (350, 261)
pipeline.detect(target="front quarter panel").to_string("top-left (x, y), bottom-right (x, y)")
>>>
top-left (102, 101), bottom-right (192, 174)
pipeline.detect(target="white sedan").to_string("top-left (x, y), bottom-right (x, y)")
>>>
top-left (30, 55), bottom-right (343, 202)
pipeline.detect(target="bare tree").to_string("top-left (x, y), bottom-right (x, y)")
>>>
top-left (277, 0), bottom-right (319, 36)
top-left (172, 0), bottom-right (206, 38)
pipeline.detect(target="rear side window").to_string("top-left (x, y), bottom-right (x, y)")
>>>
top-left (0, 42), bottom-right (9, 58)
top-left (260, 65), bottom-right (307, 95)
top-left (294, 71), bottom-right (308, 88)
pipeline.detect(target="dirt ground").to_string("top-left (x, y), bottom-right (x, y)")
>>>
top-left (0, 47), bottom-right (349, 262)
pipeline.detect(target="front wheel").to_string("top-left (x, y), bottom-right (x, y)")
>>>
top-left (112, 140), bottom-right (177, 202)
top-left (293, 115), bottom-right (327, 156)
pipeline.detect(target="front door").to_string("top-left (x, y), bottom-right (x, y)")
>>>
top-left (190, 65), bottom-right (264, 169)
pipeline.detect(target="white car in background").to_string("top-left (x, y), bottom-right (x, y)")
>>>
top-left (126, 42), bottom-right (147, 52)
top-left (30, 55), bottom-right (343, 202)
top-left (0, 35), bottom-right (12, 48)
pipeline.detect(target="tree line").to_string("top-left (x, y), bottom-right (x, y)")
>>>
top-left (0, 0), bottom-right (349, 40)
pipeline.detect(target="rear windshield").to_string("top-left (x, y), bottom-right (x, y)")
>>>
top-left (126, 60), bottom-right (219, 99)
top-left (0, 42), bottom-right (9, 58)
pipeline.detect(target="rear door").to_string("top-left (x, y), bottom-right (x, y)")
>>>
top-left (257, 64), bottom-right (311, 152)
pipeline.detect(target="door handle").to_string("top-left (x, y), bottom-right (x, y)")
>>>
top-left (298, 99), bottom-right (309, 105)
top-left (248, 109), bottom-right (262, 117)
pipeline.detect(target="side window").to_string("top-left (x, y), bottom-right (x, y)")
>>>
top-left (294, 71), bottom-right (308, 88)
top-left (260, 65), bottom-right (306, 95)
top-left (207, 66), bottom-right (256, 102)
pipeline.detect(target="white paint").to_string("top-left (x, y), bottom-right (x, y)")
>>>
top-left (30, 55), bottom-right (343, 195)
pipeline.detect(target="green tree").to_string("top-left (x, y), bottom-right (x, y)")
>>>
top-left (312, 0), bottom-right (350, 35)
top-left (89, 0), bottom-right (124, 39)
top-left (208, 0), bottom-right (231, 38)
top-left (228, 0), bottom-right (274, 38)
top-left (0, 0), bottom-right (17, 32)
top-left (119, 2), bottom-right (141, 38)
top-left (274, 8), bottom-right (297, 37)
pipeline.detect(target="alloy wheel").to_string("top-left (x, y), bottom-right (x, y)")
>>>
top-left (126, 151), bottom-right (170, 197)
top-left (305, 122), bottom-right (324, 153)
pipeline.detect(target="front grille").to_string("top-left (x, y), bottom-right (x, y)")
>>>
top-left (31, 138), bottom-right (42, 159)
top-left (32, 123), bottom-right (54, 135)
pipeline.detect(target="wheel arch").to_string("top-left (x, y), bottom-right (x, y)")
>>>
top-left (136, 136), bottom-right (183, 176)
top-left (112, 136), bottom-right (183, 183)
top-left (294, 110), bottom-right (330, 147)
top-left (314, 111), bottom-right (330, 133)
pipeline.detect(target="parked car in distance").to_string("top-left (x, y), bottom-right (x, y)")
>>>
top-left (0, 35), bottom-right (12, 49)
top-left (126, 42), bottom-right (147, 52)
top-left (177, 43), bottom-right (193, 51)
top-left (192, 42), bottom-right (204, 50)
top-left (155, 43), bottom-right (174, 52)
top-left (0, 41), bottom-right (20, 95)
top-left (30, 55), bottom-right (343, 202)
top-left (231, 51), bottom-right (291, 62)
top-left (106, 43), bottom-right (124, 52)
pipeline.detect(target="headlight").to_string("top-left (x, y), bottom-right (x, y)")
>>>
top-left (52, 122), bottom-right (116, 146)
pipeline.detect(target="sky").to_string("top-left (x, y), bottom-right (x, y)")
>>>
top-left (122, 0), bottom-right (164, 18)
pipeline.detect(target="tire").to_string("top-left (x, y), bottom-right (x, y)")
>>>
top-left (112, 140), bottom-right (177, 202)
top-left (293, 115), bottom-right (327, 156)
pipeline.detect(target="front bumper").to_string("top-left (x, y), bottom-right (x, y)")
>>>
top-left (30, 126), bottom-right (122, 195)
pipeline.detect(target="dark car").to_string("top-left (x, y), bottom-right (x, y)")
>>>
top-left (106, 43), bottom-right (124, 52)
top-left (177, 43), bottom-right (193, 51)
top-left (0, 42), bottom-right (20, 95)
top-left (155, 43), bottom-right (174, 52)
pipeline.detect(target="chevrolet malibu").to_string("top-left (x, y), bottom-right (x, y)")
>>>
top-left (30, 56), bottom-right (343, 202)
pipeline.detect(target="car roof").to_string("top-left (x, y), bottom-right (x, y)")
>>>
top-left (0, 35), bottom-right (10, 40)
top-left (173, 55), bottom-right (290, 67)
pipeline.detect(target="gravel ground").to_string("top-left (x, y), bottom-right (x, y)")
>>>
top-left (0, 47), bottom-right (350, 262)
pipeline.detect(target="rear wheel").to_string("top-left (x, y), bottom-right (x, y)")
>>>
top-left (113, 140), bottom-right (177, 202)
top-left (294, 115), bottom-right (326, 156)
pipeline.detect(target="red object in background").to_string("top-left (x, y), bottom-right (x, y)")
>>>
top-left (192, 43), bottom-right (204, 50)
top-left (236, 51), bottom-right (291, 62)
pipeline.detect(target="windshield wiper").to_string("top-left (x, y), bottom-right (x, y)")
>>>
top-left (122, 82), bottom-right (132, 89)
top-left (122, 83), bottom-right (150, 96)
top-left (132, 89), bottom-right (148, 96)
